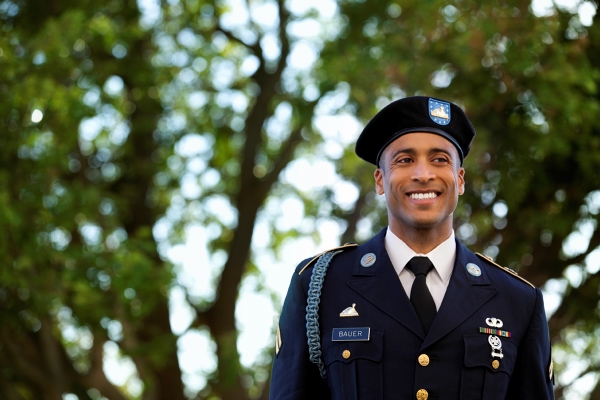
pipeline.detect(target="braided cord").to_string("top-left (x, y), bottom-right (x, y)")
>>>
top-left (306, 250), bottom-right (341, 381)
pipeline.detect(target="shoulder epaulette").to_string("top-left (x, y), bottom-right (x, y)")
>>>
top-left (475, 253), bottom-right (535, 289)
top-left (298, 243), bottom-right (358, 275)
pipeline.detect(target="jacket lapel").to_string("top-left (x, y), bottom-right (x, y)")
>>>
top-left (421, 239), bottom-right (497, 349)
top-left (347, 229), bottom-right (425, 340)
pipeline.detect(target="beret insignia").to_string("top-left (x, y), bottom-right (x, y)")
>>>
top-left (429, 98), bottom-right (451, 125)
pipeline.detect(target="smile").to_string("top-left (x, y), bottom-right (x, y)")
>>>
top-left (409, 192), bottom-right (438, 200)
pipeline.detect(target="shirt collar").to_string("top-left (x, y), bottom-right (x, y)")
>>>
top-left (384, 227), bottom-right (456, 284)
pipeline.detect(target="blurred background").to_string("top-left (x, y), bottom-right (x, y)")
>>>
top-left (0, 0), bottom-right (598, 399)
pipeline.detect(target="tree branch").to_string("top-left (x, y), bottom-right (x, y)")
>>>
top-left (215, 22), bottom-right (264, 66)
top-left (541, 220), bottom-right (600, 337)
top-left (77, 333), bottom-right (128, 400)
top-left (562, 221), bottom-right (600, 267)
top-left (256, 126), bottom-right (305, 199)
top-left (195, 1), bottom-right (299, 397)
top-left (340, 189), bottom-right (368, 245)
top-left (275, 0), bottom-right (291, 76)
top-left (213, 0), bottom-right (264, 64)
top-left (548, 269), bottom-right (600, 336)
top-left (590, 375), bottom-right (600, 400)
top-left (0, 329), bottom-right (61, 400)
top-left (239, 0), bottom-right (293, 189)
top-left (0, 350), bottom-right (26, 400)
top-left (39, 317), bottom-right (67, 394)
top-left (114, 304), bottom-right (152, 381)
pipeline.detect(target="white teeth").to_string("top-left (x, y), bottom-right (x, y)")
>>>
top-left (410, 192), bottom-right (437, 200)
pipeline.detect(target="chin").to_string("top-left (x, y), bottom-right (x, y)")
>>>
top-left (411, 221), bottom-right (441, 229)
top-left (404, 215), bottom-right (449, 229)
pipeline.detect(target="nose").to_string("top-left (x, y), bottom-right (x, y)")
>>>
top-left (411, 161), bottom-right (436, 183)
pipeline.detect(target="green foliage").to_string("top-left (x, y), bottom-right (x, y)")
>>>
top-left (1, 0), bottom-right (182, 398)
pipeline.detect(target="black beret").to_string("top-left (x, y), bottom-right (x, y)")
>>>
top-left (355, 96), bottom-right (476, 166)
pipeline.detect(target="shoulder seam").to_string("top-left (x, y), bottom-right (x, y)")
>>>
top-left (298, 243), bottom-right (358, 275)
top-left (475, 253), bottom-right (536, 289)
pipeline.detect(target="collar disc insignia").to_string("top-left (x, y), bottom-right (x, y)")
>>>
top-left (466, 263), bottom-right (481, 276)
top-left (361, 253), bottom-right (376, 267)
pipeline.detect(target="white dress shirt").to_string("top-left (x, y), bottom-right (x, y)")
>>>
top-left (384, 227), bottom-right (456, 310)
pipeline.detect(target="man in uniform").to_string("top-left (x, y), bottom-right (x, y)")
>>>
top-left (270, 97), bottom-right (554, 400)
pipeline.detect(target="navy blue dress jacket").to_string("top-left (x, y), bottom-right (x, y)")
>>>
top-left (270, 228), bottom-right (554, 400)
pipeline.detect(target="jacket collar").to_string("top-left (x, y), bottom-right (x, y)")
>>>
top-left (347, 229), bottom-right (497, 343)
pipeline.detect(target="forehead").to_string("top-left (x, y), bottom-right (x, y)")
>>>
top-left (382, 132), bottom-right (459, 160)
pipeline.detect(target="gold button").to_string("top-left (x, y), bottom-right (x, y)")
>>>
top-left (492, 360), bottom-right (500, 369)
top-left (342, 350), bottom-right (351, 359)
top-left (418, 354), bottom-right (430, 366)
top-left (416, 389), bottom-right (428, 400)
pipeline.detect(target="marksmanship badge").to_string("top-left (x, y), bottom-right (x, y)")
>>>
top-left (429, 98), bottom-right (451, 125)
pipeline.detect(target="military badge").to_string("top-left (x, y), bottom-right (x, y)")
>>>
top-left (429, 98), bottom-right (451, 125)
top-left (486, 317), bottom-right (503, 328)
top-left (360, 253), bottom-right (376, 267)
top-left (479, 327), bottom-right (511, 337)
top-left (482, 317), bottom-right (509, 368)
top-left (466, 263), bottom-right (481, 277)
top-left (340, 303), bottom-right (359, 317)
top-left (488, 335), bottom-right (504, 359)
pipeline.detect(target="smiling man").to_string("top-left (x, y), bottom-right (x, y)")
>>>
top-left (270, 97), bottom-right (555, 400)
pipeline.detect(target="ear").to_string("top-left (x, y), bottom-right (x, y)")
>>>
top-left (374, 168), bottom-right (385, 195)
top-left (457, 167), bottom-right (465, 195)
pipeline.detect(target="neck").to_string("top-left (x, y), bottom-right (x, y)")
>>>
top-left (388, 222), bottom-right (453, 254)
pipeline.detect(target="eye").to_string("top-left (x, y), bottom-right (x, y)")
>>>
top-left (395, 156), bottom-right (413, 164)
top-left (432, 156), bottom-right (449, 163)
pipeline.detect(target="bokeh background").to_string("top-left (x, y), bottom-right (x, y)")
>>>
top-left (1, 0), bottom-right (598, 399)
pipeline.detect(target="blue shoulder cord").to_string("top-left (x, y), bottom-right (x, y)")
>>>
top-left (306, 250), bottom-right (342, 381)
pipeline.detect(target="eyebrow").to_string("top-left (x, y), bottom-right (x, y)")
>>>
top-left (387, 147), bottom-right (455, 162)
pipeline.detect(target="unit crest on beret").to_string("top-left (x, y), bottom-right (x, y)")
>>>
top-left (475, 253), bottom-right (535, 289)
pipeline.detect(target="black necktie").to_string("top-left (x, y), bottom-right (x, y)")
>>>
top-left (406, 257), bottom-right (437, 334)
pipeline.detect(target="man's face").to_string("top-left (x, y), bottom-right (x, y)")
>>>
top-left (374, 132), bottom-right (465, 233)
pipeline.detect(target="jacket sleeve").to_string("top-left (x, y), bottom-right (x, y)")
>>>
top-left (507, 288), bottom-right (555, 399)
top-left (270, 265), bottom-right (331, 400)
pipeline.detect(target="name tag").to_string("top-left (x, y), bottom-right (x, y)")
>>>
top-left (332, 327), bottom-right (370, 341)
